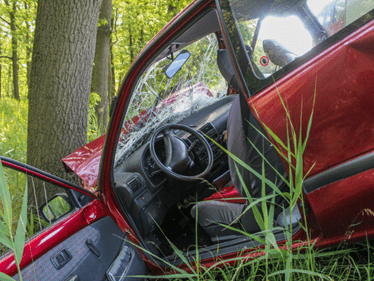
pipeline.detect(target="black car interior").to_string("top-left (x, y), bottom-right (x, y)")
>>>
top-left (112, 12), bottom-right (302, 256)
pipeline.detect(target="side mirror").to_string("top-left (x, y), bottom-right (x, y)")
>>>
top-left (40, 194), bottom-right (72, 223)
top-left (165, 50), bottom-right (190, 78)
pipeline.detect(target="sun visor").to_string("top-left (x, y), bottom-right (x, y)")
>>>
top-left (155, 10), bottom-right (220, 61)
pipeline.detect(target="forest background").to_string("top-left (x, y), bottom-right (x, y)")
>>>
top-left (0, 0), bottom-right (190, 206)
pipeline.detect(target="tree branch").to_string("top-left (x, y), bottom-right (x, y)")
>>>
top-left (0, 55), bottom-right (12, 60)
top-left (0, 16), bottom-right (10, 25)
top-left (110, 8), bottom-right (119, 47)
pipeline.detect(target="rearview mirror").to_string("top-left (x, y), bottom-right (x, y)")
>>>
top-left (40, 194), bottom-right (72, 223)
top-left (165, 50), bottom-right (190, 78)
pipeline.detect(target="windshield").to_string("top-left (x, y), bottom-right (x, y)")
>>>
top-left (114, 33), bottom-right (227, 168)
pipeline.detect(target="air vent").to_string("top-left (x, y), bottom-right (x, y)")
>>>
top-left (126, 176), bottom-right (142, 193)
top-left (200, 123), bottom-right (218, 140)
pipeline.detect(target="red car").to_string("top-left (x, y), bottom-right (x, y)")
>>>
top-left (2, 0), bottom-right (374, 279)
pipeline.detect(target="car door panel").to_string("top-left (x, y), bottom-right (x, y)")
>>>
top-left (304, 153), bottom-right (374, 245)
top-left (251, 19), bottom-right (374, 179)
top-left (11, 216), bottom-right (144, 281)
top-left (0, 199), bottom-right (109, 277)
top-left (249, 19), bottom-right (374, 242)
top-left (0, 158), bottom-right (146, 280)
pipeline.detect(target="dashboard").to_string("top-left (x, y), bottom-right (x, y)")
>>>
top-left (113, 95), bottom-right (236, 237)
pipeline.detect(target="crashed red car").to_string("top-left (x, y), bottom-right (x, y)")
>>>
top-left (2, 0), bottom-right (374, 279)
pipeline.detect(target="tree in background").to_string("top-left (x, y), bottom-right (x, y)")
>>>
top-left (88, 0), bottom-right (191, 132)
top-left (27, 0), bottom-right (103, 206)
top-left (2, 0), bottom-right (20, 100)
top-left (109, 0), bottom-right (190, 103)
top-left (91, 0), bottom-right (113, 134)
top-left (0, 0), bottom-right (35, 99)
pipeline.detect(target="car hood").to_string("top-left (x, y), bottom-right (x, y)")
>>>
top-left (62, 134), bottom-right (105, 189)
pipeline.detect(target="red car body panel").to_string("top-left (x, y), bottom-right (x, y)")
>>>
top-left (251, 20), bottom-right (374, 178)
top-left (250, 19), bottom-right (374, 244)
top-left (62, 134), bottom-right (106, 189)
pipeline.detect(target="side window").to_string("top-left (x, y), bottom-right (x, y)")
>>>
top-left (0, 165), bottom-right (74, 256)
top-left (309, 0), bottom-right (374, 36)
top-left (228, 0), bottom-right (374, 92)
top-left (241, 16), bottom-right (313, 79)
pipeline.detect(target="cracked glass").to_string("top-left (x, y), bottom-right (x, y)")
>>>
top-left (114, 33), bottom-right (227, 168)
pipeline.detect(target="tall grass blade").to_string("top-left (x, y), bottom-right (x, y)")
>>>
top-left (0, 162), bottom-right (12, 229)
top-left (14, 183), bottom-right (28, 265)
top-left (303, 80), bottom-right (317, 151)
top-left (269, 268), bottom-right (330, 280)
top-left (234, 163), bottom-right (264, 229)
top-left (0, 272), bottom-right (16, 281)
top-left (0, 233), bottom-right (13, 250)
top-left (246, 136), bottom-right (290, 186)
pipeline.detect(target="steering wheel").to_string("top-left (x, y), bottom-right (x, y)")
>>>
top-left (149, 124), bottom-right (214, 181)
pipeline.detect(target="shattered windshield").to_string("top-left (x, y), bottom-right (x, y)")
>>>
top-left (114, 34), bottom-right (227, 168)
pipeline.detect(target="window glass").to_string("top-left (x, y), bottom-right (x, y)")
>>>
top-left (247, 16), bottom-right (313, 78)
top-left (228, 0), bottom-right (374, 82)
top-left (114, 33), bottom-right (227, 167)
top-left (309, 0), bottom-right (374, 36)
top-left (0, 166), bottom-right (71, 256)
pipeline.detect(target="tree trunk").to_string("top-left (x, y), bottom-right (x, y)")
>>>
top-left (7, 65), bottom-right (11, 96)
top-left (27, 0), bottom-right (103, 207)
top-left (109, 35), bottom-right (116, 101)
top-left (24, 1), bottom-right (32, 90)
top-left (108, 13), bottom-right (116, 101)
top-left (129, 25), bottom-right (134, 64)
top-left (91, 0), bottom-right (112, 134)
top-left (5, 0), bottom-right (20, 101)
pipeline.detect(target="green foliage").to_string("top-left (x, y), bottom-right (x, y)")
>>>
top-left (88, 92), bottom-right (103, 142)
top-left (0, 97), bottom-right (28, 162)
top-left (111, 0), bottom-right (190, 91)
top-left (0, 97), bottom-right (28, 228)
top-left (0, 161), bottom-right (27, 281)
top-left (98, 18), bottom-right (109, 27)
top-left (0, 0), bottom-right (36, 98)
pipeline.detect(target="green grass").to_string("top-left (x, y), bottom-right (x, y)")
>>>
top-left (0, 97), bottom-right (28, 233)
top-left (0, 97), bottom-right (28, 163)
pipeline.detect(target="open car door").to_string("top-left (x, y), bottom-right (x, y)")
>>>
top-left (0, 157), bottom-right (146, 281)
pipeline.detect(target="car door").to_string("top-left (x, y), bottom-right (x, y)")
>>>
top-left (0, 156), bottom-right (146, 281)
top-left (218, 0), bottom-right (374, 246)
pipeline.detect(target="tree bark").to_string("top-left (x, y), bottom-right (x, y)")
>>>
top-left (24, 1), bottom-right (32, 90)
top-left (4, 0), bottom-right (20, 101)
top-left (7, 65), bottom-right (11, 96)
top-left (129, 25), bottom-right (134, 64)
top-left (108, 12), bottom-right (117, 101)
top-left (109, 34), bottom-right (116, 101)
top-left (91, 0), bottom-right (112, 134)
top-left (27, 0), bottom-right (103, 207)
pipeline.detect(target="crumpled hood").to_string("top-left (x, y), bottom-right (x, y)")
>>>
top-left (62, 134), bottom-right (106, 188)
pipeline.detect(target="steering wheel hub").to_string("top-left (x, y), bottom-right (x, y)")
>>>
top-left (149, 124), bottom-right (214, 181)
